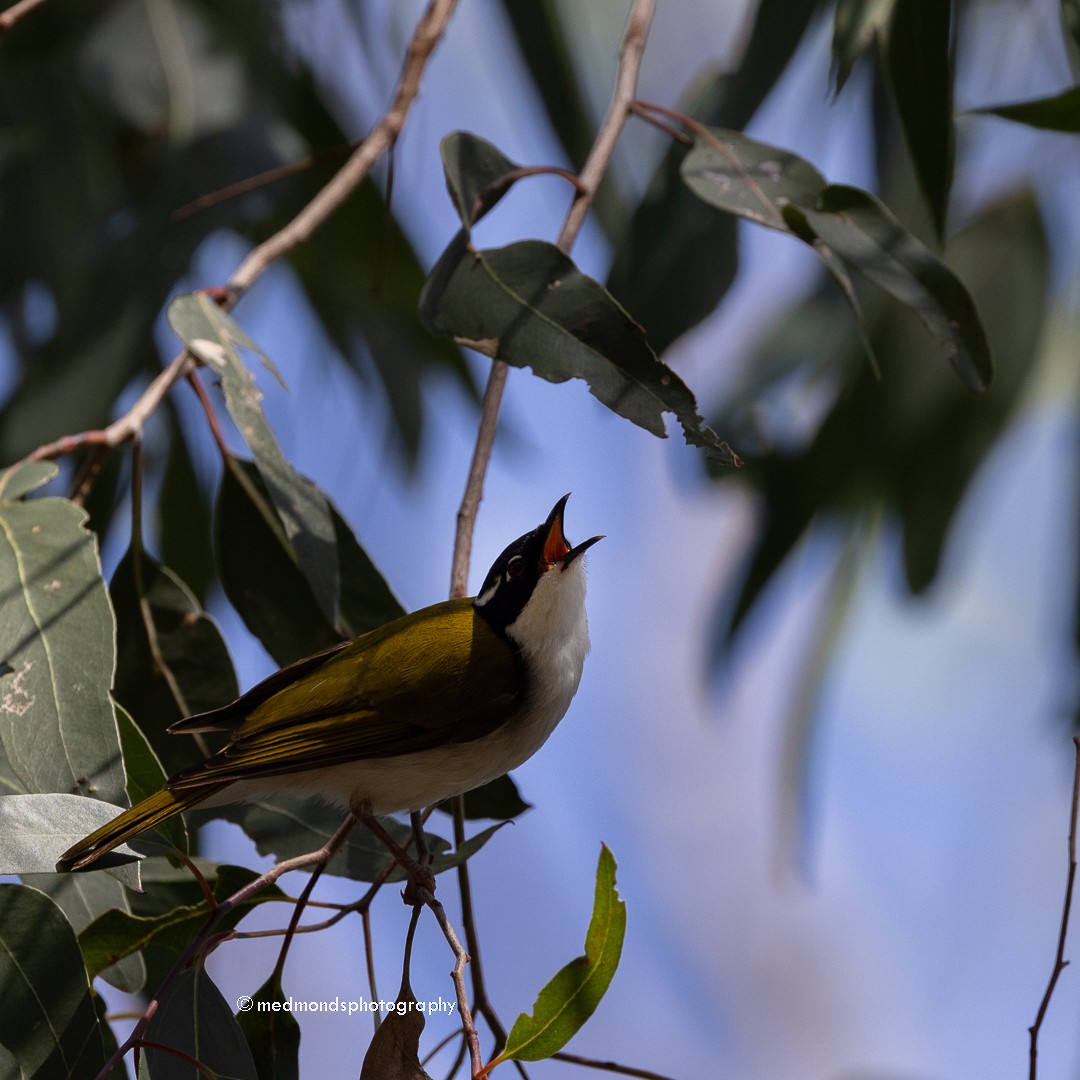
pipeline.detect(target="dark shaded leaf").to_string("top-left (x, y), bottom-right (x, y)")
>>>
top-left (142, 967), bottom-right (257, 1080)
top-left (78, 864), bottom-right (285, 981)
top-left (421, 237), bottom-right (739, 464)
top-left (112, 548), bottom-right (238, 774)
top-left (494, 845), bottom-right (625, 1065)
top-left (359, 978), bottom-right (431, 1080)
top-left (0, 461), bottom-right (126, 805)
top-left (884, 0), bottom-right (954, 238)
top-left (439, 773), bottom-right (532, 820)
top-left (975, 84), bottom-right (1080, 132)
top-left (237, 973), bottom-right (300, 1080)
top-left (169, 294), bottom-right (340, 628)
top-left (799, 184), bottom-right (991, 391)
top-left (439, 131), bottom-right (521, 227)
top-left (0, 793), bottom-right (140, 885)
top-left (0, 884), bottom-right (109, 1079)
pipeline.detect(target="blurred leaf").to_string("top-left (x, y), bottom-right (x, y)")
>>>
top-left (975, 84), bottom-right (1080, 132)
top-left (680, 127), bottom-right (826, 229)
top-left (1064, 0), bottom-right (1080, 72)
top-left (359, 977), bottom-right (431, 1080)
top-left (24, 866), bottom-right (147, 994)
top-left (0, 460), bottom-right (126, 805)
top-left (0, 884), bottom-right (109, 1080)
top-left (116, 700), bottom-right (189, 857)
top-left (78, 864), bottom-right (284, 981)
top-left (494, 844), bottom-right (625, 1065)
top-left (237, 972), bottom-right (300, 1080)
top-left (216, 455), bottom-right (402, 666)
top-left (833, 0), bottom-right (897, 91)
top-left (439, 773), bottom-right (532, 820)
top-left (142, 967), bottom-right (257, 1080)
top-left (112, 547), bottom-right (238, 774)
top-left (421, 237), bottom-right (739, 464)
top-left (0, 793), bottom-right (140, 886)
top-left (169, 294), bottom-right (340, 628)
top-left (884, 0), bottom-right (954, 238)
top-left (798, 185), bottom-right (991, 391)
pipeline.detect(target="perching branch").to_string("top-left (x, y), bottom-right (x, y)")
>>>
top-left (1028, 735), bottom-right (1080, 1080)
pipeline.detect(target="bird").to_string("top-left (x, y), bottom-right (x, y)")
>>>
top-left (57, 495), bottom-right (602, 874)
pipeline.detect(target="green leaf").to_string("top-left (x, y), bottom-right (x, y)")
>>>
top-left (0, 460), bottom-right (126, 805)
top-left (0, 793), bottom-right (140, 884)
top-left (680, 128), bottom-right (826, 230)
top-left (884, 0), bottom-right (954, 238)
top-left (116, 701), bottom-right (189, 858)
top-left (78, 864), bottom-right (285, 981)
top-left (112, 549), bottom-right (238, 774)
top-left (495, 844), bottom-right (626, 1065)
top-left (798, 184), bottom-right (992, 391)
top-left (236, 972), bottom-right (300, 1080)
top-left (23, 868), bottom-right (148, 994)
top-left (439, 131), bottom-right (521, 227)
top-left (832, 0), bottom-right (897, 91)
top-left (142, 967), bottom-right (258, 1080)
top-left (0, 884), bottom-right (109, 1079)
top-left (168, 293), bottom-right (340, 629)
top-left (421, 237), bottom-right (739, 465)
top-left (439, 773), bottom-right (532, 820)
top-left (975, 84), bottom-right (1080, 132)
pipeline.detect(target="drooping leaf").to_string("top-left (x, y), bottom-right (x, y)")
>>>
top-left (884, 0), bottom-right (954, 238)
top-left (0, 461), bottom-right (125, 805)
top-left (112, 548), bottom-right (238, 773)
top-left (237, 972), bottom-right (301, 1080)
top-left (168, 293), bottom-right (340, 629)
top-left (797, 184), bottom-right (991, 391)
top-left (493, 845), bottom-right (625, 1065)
top-left (78, 864), bottom-right (285, 981)
top-left (439, 773), bottom-right (532, 820)
top-left (439, 131), bottom-right (522, 227)
top-left (142, 967), bottom-right (258, 1080)
top-left (832, 0), bottom-right (898, 91)
top-left (975, 84), bottom-right (1080, 132)
top-left (421, 237), bottom-right (739, 464)
top-left (0, 884), bottom-right (110, 1080)
top-left (0, 793), bottom-right (140, 886)
top-left (359, 976), bottom-right (432, 1080)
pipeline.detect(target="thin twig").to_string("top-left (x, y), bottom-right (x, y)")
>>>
top-left (551, 1052), bottom-right (677, 1080)
top-left (0, 0), bottom-right (52, 33)
top-left (1029, 735), bottom-right (1080, 1079)
top-left (418, 887), bottom-right (484, 1079)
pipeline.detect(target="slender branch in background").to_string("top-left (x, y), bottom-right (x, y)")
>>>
top-left (1028, 735), bottom-right (1080, 1080)
top-left (551, 1052), bottom-right (677, 1080)
top-left (556, 0), bottom-right (658, 254)
top-left (0, 0), bottom-right (52, 33)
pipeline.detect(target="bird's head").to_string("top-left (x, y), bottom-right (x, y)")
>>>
top-left (474, 494), bottom-right (603, 647)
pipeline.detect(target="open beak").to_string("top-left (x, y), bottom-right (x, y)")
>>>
top-left (541, 494), bottom-right (604, 570)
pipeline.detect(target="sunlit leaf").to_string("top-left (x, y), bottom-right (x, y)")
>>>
top-left (0, 460), bottom-right (125, 805)
top-left (493, 845), bottom-right (625, 1065)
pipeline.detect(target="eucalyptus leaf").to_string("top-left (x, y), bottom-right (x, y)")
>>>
top-left (975, 84), bottom-right (1080, 132)
top-left (421, 237), bottom-right (739, 464)
top-left (0, 884), bottom-right (109, 1080)
top-left (168, 293), bottom-right (339, 629)
top-left (359, 978), bottom-right (431, 1080)
top-left (832, 0), bottom-right (897, 91)
top-left (237, 972), bottom-right (301, 1080)
top-left (439, 130), bottom-right (521, 227)
top-left (494, 844), bottom-right (625, 1065)
top-left (142, 967), bottom-right (257, 1080)
top-left (0, 793), bottom-right (142, 886)
top-left (0, 460), bottom-right (125, 805)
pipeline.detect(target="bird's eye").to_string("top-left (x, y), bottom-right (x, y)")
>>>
top-left (506, 555), bottom-right (526, 580)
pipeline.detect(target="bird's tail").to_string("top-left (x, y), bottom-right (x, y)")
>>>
top-left (57, 784), bottom-right (225, 871)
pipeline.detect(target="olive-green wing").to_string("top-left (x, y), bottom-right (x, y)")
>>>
top-left (168, 601), bottom-right (520, 789)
